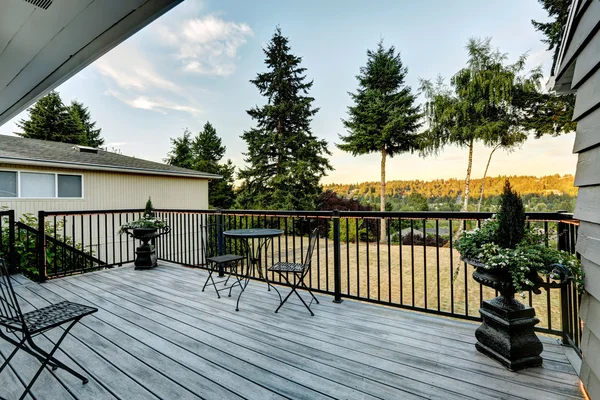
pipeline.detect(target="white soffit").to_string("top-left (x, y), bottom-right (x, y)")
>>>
top-left (0, 0), bottom-right (182, 126)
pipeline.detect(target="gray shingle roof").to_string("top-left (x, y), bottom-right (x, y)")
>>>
top-left (0, 135), bottom-right (220, 179)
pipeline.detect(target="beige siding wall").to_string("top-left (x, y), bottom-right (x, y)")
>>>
top-left (560, 3), bottom-right (600, 398)
top-left (0, 163), bottom-right (209, 217)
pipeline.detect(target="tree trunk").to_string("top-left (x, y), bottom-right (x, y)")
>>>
top-left (477, 144), bottom-right (500, 212)
top-left (454, 139), bottom-right (475, 242)
top-left (380, 146), bottom-right (387, 244)
top-left (462, 139), bottom-right (474, 212)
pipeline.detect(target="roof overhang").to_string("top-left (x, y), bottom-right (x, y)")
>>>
top-left (0, 156), bottom-right (222, 180)
top-left (0, 0), bottom-right (183, 127)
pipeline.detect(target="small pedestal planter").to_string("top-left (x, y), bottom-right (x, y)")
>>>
top-left (125, 227), bottom-right (170, 270)
top-left (466, 258), bottom-right (544, 371)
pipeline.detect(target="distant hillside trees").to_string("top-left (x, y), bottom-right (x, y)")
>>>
top-left (166, 122), bottom-right (236, 209)
top-left (338, 41), bottom-right (422, 242)
top-left (16, 91), bottom-right (104, 147)
top-left (237, 27), bottom-right (332, 210)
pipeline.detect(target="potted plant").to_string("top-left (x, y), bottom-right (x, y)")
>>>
top-left (119, 198), bottom-right (169, 270)
top-left (455, 180), bottom-right (583, 371)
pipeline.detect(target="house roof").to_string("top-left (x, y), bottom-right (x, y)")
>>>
top-left (0, 135), bottom-right (220, 179)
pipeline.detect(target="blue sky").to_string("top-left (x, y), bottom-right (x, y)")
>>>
top-left (0, 0), bottom-right (578, 184)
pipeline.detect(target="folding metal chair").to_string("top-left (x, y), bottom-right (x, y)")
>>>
top-left (268, 228), bottom-right (320, 316)
top-left (203, 254), bottom-right (245, 298)
top-left (0, 258), bottom-right (97, 400)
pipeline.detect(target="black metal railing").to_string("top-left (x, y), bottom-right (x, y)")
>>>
top-left (0, 210), bottom-right (16, 274)
top-left (150, 209), bottom-right (581, 348)
top-left (7, 208), bottom-right (582, 353)
top-left (37, 209), bottom-right (145, 280)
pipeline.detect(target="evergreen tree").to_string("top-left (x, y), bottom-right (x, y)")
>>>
top-left (237, 27), bottom-right (332, 210)
top-left (16, 91), bottom-right (84, 144)
top-left (69, 100), bottom-right (104, 147)
top-left (532, 0), bottom-right (572, 52)
top-left (193, 122), bottom-right (235, 209)
top-left (166, 123), bottom-right (236, 209)
top-left (337, 41), bottom-right (422, 241)
top-left (165, 129), bottom-right (195, 170)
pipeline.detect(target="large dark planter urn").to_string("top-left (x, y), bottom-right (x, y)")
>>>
top-left (125, 227), bottom-right (170, 270)
top-left (465, 258), bottom-right (545, 371)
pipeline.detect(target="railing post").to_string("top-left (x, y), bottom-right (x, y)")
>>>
top-left (37, 211), bottom-right (46, 282)
top-left (556, 211), bottom-right (569, 252)
top-left (216, 209), bottom-right (225, 277)
top-left (560, 282), bottom-right (571, 345)
top-left (333, 210), bottom-right (343, 304)
top-left (8, 210), bottom-right (16, 274)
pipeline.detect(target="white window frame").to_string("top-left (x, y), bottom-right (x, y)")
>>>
top-left (0, 168), bottom-right (84, 199)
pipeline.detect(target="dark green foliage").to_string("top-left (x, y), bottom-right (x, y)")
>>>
top-left (495, 180), bottom-right (526, 249)
top-left (16, 92), bottom-right (104, 146)
top-left (144, 197), bottom-right (155, 217)
top-left (166, 123), bottom-right (236, 209)
top-left (237, 27), bottom-right (332, 210)
top-left (69, 101), bottom-right (104, 147)
top-left (532, 0), bottom-right (572, 52)
top-left (338, 41), bottom-right (422, 158)
top-left (165, 129), bottom-right (196, 170)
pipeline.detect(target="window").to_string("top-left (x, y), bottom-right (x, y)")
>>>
top-left (0, 171), bottom-right (17, 197)
top-left (21, 172), bottom-right (56, 198)
top-left (0, 170), bottom-right (83, 198)
top-left (58, 174), bottom-right (82, 198)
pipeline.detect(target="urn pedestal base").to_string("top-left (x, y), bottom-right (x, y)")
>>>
top-left (134, 242), bottom-right (158, 270)
top-left (475, 296), bottom-right (543, 371)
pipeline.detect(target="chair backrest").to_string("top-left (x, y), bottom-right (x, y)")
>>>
top-left (302, 228), bottom-right (319, 267)
top-left (0, 258), bottom-right (24, 328)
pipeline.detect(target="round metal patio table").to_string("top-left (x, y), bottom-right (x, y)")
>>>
top-left (223, 228), bottom-right (283, 311)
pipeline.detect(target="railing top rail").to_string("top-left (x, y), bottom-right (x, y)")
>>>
top-left (0, 210), bottom-right (14, 217)
top-left (43, 209), bottom-right (145, 216)
top-left (39, 208), bottom-right (577, 223)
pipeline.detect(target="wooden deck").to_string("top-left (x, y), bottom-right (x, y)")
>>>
top-left (1, 262), bottom-right (583, 400)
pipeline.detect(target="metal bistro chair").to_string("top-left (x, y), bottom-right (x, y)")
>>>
top-left (201, 228), bottom-right (245, 298)
top-left (268, 228), bottom-right (320, 316)
top-left (0, 258), bottom-right (97, 400)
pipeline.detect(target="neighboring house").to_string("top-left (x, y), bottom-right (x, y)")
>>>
top-left (0, 135), bottom-right (219, 217)
top-left (553, 1), bottom-right (600, 398)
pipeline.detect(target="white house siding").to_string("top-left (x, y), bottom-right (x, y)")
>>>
top-left (0, 163), bottom-right (210, 267)
top-left (556, 1), bottom-right (600, 398)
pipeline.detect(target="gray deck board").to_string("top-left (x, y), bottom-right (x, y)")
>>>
top-left (1, 262), bottom-right (584, 400)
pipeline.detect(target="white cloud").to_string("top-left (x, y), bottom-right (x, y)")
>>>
top-left (155, 15), bottom-right (253, 76)
top-left (95, 43), bottom-right (179, 92)
top-left (105, 90), bottom-right (201, 115)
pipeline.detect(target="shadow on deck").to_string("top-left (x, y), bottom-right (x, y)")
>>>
top-left (0, 262), bottom-right (583, 399)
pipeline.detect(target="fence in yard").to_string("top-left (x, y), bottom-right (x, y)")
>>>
top-left (1, 208), bottom-right (582, 354)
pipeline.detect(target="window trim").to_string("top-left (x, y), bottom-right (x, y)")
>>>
top-left (0, 168), bottom-right (84, 199)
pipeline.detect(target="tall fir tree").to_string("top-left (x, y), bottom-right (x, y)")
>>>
top-left (69, 100), bottom-right (104, 147)
top-left (16, 91), bottom-right (84, 144)
top-left (166, 123), bottom-right (236, 209)
top-left (193, 122), bottom-right (235, 209)
top-left (337, 41), bottom-right (422, 241)
top-left (165, 129), bottom-right (195, 170)
top-left (237, 27), bottom-right (331, 210)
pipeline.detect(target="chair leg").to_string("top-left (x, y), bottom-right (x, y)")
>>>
top-left (202, 266), bottom-right (221, 299)
top-left (0, 329), bottom-right (60, 371)
top-left (274, 273), bottom-right (315, 316)
top-left (21, 319), bottom-right (86, 400)
top-left (27, 334), bottom-right (88, 383)
top-left (300, 281), bottom-right (320, 304)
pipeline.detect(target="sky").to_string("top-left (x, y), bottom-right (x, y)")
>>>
top-left (0, 0), bottom-right (578, 185)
